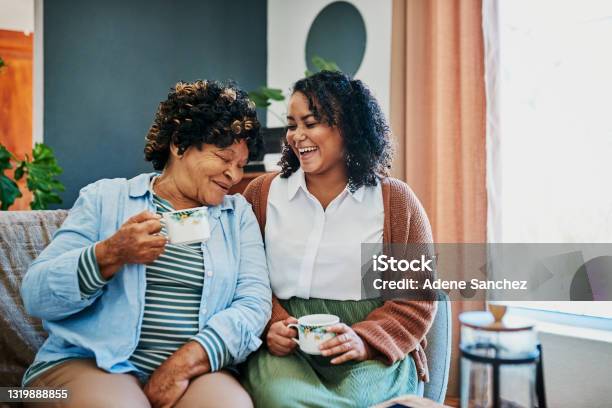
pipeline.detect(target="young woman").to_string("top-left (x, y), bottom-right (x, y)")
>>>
top-left (242, 71), bottom-right (437, 407)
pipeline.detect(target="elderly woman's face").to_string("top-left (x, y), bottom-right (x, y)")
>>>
top-left (286, 92), bottom-right (345, 176)
top-left (169, 140), bottom-right (248, 206)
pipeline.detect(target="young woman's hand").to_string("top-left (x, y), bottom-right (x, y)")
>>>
top-left (319, 323), bottom-right (373, 364)
top-left (266, 317), bottom-right (299, 356)
top-left (95, 211), bottom-right (167, 278)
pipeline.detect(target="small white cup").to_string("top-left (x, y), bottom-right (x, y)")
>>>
top-left (161, 207), bottom-right (210, 245)
top-left (288, 314), bottom-right (339, 355)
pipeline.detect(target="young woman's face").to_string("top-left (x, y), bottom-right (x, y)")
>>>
top-left (286, 92), bottom-right (345, 176)
top-left (168, 139), bottom-right (248, 206)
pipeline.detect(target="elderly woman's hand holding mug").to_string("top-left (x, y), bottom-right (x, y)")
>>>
top-left (95, 210), bottom-right (167, 279)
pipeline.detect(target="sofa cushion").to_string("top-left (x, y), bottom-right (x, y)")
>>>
top-left (0, 210), bottom-right (68, 387)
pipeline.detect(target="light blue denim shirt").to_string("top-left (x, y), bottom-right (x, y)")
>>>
top-left (21, 172), bottom-right (272, 375)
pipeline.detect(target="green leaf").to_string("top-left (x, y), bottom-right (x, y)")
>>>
top-left (30, 193), bottom-right (43, 211)
top-left (32, 143), bottom-right (59, 164)
top-left (48, 179), bottom-right (65, 191)
top-left (260, 88), bottom-right (285, 101)
top-left (248, 87), bottom-right (285, 109)
top-left (31, 190), bottom-right (62, 210)
top-left (14, 161), bottom-right (26, 180)
top-left (0, 57), bottom-right (5, 70)
top-left (0, 145), bottom-right (14, 171)
top-left (0, 144), bottom-right (21, 210)
top-left (22, 143), bottom-right (64, 210)
top-left (0, 174), bottom-right (22, 210)
top-left (309, 56), bottom-right (341, 74)
top-left (248, 90), bottom-right (271, 108)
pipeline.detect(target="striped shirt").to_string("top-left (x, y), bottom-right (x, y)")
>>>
top-left (23, 194), bottom-right (229, 385)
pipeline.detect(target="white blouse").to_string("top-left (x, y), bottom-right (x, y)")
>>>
top-left (265, 168), bottom-right (384, 301)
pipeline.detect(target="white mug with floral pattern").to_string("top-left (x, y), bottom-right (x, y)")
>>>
top-left (161, 207), bottom-right (210, 245)
top-left (288, 314), bottom-right (339, 355)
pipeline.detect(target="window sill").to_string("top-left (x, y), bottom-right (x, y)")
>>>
top-left (506, 306), bottom-right (612, 344)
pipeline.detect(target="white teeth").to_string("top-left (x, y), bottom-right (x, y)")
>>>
top-left (298, 146), bottom-right (318, 154)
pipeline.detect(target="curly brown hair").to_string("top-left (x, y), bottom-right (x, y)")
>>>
top-left (144, 80), bottom-right (263, 170)
top-left (279, 71), bottom-right (393, 192)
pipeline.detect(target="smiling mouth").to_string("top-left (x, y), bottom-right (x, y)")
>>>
top-left (298, 146), bottom-right (318, 155)
top-left (213, 181), bottom-right (230, 191)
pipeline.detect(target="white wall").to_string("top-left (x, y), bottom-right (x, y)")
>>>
top-left (503, 308), bottom-right (612, 406)
top-left (539, 331), bottom-right (612, 408)
top-left (0, 0), bottom-right (34, 33)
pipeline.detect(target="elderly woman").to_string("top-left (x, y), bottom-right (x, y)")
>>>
top-left (241, 71), bottom-right (436, 407)
top-left (20, 80), bottom-right (271, 408)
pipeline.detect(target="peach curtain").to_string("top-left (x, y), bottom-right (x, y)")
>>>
top-left (390, 0), bottom-right (487, 397)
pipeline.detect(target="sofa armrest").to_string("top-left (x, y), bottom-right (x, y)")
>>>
top-left (422, 291), bottom-right (452, 403)
top-left (0, 210), bottom-right (68, 387)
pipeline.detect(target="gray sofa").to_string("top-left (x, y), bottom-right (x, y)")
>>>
top-left (0, 210), bottom-right (451, 404)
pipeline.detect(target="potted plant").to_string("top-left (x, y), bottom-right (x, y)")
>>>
top-left (0, 143), bottom-right (65, 210)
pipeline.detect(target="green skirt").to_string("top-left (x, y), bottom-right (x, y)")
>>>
top-left (242, 297), bottom-right (418, 408)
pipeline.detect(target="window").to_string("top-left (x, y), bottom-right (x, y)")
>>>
top-left (484, 0), bottom-right (612, 318)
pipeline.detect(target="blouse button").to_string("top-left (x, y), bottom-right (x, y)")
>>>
top-left (207, 270), bottom-right (213, 277)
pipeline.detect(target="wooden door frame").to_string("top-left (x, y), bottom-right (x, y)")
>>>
top-left (33, 0), bottom-right (43, 145)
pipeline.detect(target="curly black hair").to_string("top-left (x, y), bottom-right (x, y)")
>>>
top-left (144, 80), bottom-right (263, 170)
top-left (279, 71), bottom-right (393, 191)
